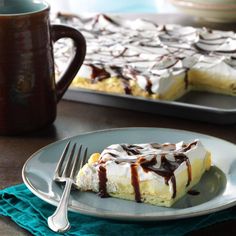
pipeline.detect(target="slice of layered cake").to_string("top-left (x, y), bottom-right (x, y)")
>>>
top-left (76, 140), bottom-right (211, 207)
top-left (55, 13), bottom-right (236, 100)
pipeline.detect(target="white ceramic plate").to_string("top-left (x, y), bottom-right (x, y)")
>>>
top-left (169, 0), bottom-right (236, 22)
top-left (22, 127), bottom-right (236, 221)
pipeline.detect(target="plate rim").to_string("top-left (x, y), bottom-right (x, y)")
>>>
top-left (22, 127), bottom-right (236, 221)
top-left (169, 0), bottom-right (236, 11)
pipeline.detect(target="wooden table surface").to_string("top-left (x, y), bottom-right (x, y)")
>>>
top-left (1, 14), bottom-right (236, 235)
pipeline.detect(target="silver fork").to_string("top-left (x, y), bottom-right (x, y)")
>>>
top-left (48, 141), bottom-right (87, 233)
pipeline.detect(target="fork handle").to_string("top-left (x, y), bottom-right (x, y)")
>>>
top-left (47, 179), bottom-right (73, 233)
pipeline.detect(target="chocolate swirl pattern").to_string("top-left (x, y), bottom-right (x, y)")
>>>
top-left (98, 141), bottom-right (195, 201)
top-left (54, 13), bottom-right (236, 99)
top-left (76, 140), bottom-right (211, 207)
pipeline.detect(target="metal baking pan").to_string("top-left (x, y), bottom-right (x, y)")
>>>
top-left (63, 88), bottom-right (236, 124)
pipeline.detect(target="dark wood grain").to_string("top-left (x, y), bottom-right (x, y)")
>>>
top-left (0, 13), bottom-right (236, 235)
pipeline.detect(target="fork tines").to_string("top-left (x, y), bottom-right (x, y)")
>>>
top-left (54, 141), bottom-right (87, 181)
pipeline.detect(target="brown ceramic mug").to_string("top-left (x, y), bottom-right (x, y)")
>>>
top-left (0, 0), bottom-right (86, 135)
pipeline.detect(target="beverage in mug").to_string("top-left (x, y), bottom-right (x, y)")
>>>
top-left (0, 0), bottom-right (86, 135)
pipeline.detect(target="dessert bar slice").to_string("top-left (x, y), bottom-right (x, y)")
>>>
top-left (76, 140), bottom-right (211, 207)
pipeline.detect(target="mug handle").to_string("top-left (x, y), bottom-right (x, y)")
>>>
top-left (51, 24), bottom-right (86, 102)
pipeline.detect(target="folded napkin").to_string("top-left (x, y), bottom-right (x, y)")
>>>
top-left (0, 184), bottom-right (236, 236)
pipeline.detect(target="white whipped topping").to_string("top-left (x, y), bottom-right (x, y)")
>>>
top-left (76, 140), bottom-right (209, 196)
top-left (54, 14), bottom-right (236, 95)
top-left (98, 140), bottom-right (207, 181)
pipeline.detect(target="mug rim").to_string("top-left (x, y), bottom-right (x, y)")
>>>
top-left (0, 0), bottom-right (50, 17)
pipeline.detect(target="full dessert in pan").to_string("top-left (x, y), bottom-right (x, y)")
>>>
top-left (76, 140), bottom-right (211, 207)
top-left (55, 13), bottom-right (236, 100)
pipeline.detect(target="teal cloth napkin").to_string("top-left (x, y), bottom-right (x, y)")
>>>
top-left (0, 184), bottom-right (236, 236)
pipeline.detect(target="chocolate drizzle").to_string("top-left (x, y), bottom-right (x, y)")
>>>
top-left (123, 67), bottom-right (153, 95)
top-left (88, 64), bottom-right (111, 82)
top-left (182, 141), bottom-right (197, 152)
top-left (140, 152), bottom-right (192, 198)
top-left (107, 152), bottom-right (118, 158)
top-left (122, 79), bottom-right (132, 95)
top-left (110, 66), bottom-right (132, 95)
top-left (96, 141), bottom-right (197, 202)
top-left (174, 153), bottom-right (192, 187)
top-left (98, 165), bottom-right (109, 198)
top-left (102, 14), bottom-right (120, 26)
top-left (140, 156), bottom-right (178, 198)
top-left (91, 13), bottom-right (120, 27)
top-left (131, 164), bottom-right (142, 202)
top-left (145, 78), bottom-right (153, 94)
top-left (121, 144), bottom-right (142, 155)
top-left (187, 189), bottom-right (200, 195)
top-left (55, 13), bottom-right (236, 98)
top-left (112, 47), bottom-right (128, 58)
